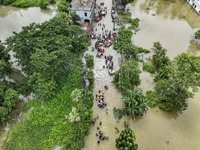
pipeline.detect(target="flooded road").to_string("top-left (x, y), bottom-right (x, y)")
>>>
top-left (0, 5), bottom-right (56, 149)
top-left (82, 0), bottom-right (127, 149)
top-left (83, 0), bottom-right (200, 150)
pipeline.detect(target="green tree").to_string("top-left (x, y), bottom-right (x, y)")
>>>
top-left (57, 0), bottom-right (69, 12)
top-left (142, 62), bottom-right (155, 73)
top-left (194, 29), bottom-right (200, 40)
top-left (123, 87), bottom-right (148, 119)
top-left (85, 54), bottom-right (94, 68)
top-left (156, 79), bottom-right (193, 112)
top-left (114, 59), bottom-right (141, 94)
top-left (115, 128), bottom-right (138, 150)
top-left (121, 0), bottom-right (135, 8)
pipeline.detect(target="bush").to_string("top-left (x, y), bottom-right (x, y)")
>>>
top-left (87, 70), bottom-right (94, 90)
top-left (85, 54), bottom-right (94, 68)
top-left (113, 59), bottom-right (141, 94)
top-left (145, 90), bottom-right (159, 107)
top-left (142, 62), bottom-right (155, 73)
top-left (195, 29), bottom-right (200, 40)
top-left (115, 128), bottom-right (138, 150)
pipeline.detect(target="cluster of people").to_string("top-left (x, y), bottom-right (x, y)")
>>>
top-left (96, 120), bottom-right (109, 144)
top-left (95, 40), bottom-right (105, 56)
top-left (94, 31), bottom-right (117, 57)
top-left (94, 4), bottom-right (107, 22)
top-left (96, 90), bottom-right (107, 108)
top-left (90, 31), bottom-right (96, 39)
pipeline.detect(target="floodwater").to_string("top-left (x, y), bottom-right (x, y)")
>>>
top-left (83, 0), bottom-right (200, 150)
top-left (131, 0), bottom-right (200, 58)
top-left (0, 5), bottom-right (56, 149)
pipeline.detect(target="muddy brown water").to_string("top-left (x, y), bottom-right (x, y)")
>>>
top-left (0, 5), bottom-right (56, 149)
top-left (83, 0), bottom-right (200, 150)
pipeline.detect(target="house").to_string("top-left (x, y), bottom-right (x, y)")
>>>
top-left (70, 0), bottom-right (95, 23)
top-left (187, 0), bottom-right (200, 15)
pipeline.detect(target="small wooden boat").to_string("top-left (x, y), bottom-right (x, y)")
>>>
top-left (109, 68), bottom-right (114, 75)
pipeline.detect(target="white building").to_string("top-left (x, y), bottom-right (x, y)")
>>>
top-left (70, 0), bottom-right (95, 23)
top-left (187, 0), bottom-right (200, 15)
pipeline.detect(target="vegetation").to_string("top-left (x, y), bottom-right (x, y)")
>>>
top-left (85, 54), bottom-right (94, 68)
top-left (114, 87), bottom-right (148, 119)
top-left (6, 13), bottom-right (88, 101)
top-left (113, 59), bottom-right (141, 94)
top-left (121, 0), bottom-right (135, 7)
top-left (0, 0), bottom-right (57, 9)
top-left (142, 62), bottom-right (155, 73)
top-left (152, 42), bottom-right (173, 81)
top-left (4, 13), bottom-right (93, 149)
top-left (114, 26), bottom-right (149, 59)
top-left (194, 29), bottom-right (200, 40)
top-left (116, 128), bottom-right (138, 150)
top-left (0, 41), bottom-right (19, 123)
top-left (151, 42), bottom-right (200, 112)
top-left (123, 17), bottom-right (139, 30)
top-left (87, 70), bottom-right (94, 90)
top-left (145, 90), bottom-right (159, 107)
top-left (57, 0), bottom-right (69, 12)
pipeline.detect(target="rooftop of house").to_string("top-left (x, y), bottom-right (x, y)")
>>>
top-left (70, 0), bottom-right (94, 11)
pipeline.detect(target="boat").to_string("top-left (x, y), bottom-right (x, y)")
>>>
top-left (109, 68), bottom-right (114, 75)
top-left (97, 91), bottom-right (107, 108)
top-left (102, 9), bottom-right (107, 16)
top-left (186, 0), bottom-right (200, 15)
top-left (106, 56), bottom-right (114, 75)
top-left (111, 9), bottom-right (116, 19)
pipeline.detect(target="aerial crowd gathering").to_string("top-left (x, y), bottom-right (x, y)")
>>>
top-left (89, 2), bottom-right (118, 145)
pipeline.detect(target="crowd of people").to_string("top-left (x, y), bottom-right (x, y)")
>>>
top-left (92, 116), bottom-right (109, 144)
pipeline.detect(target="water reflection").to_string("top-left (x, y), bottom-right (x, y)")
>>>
top-left (138, 0), bottom-right (200, 28)
top-left (187, 40), bottom-right (200, 55)
top-left (0, 6), bottom-right (56, 41)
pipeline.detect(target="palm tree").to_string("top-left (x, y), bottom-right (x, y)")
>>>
top-left (123, 87), bottom-right (148, 119)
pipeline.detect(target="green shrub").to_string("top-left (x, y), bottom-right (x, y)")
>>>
top-left (142, 62), bottom-right (155, 73)
top-left (194, 29), bottom-right (200, 40)
top-left (87, 70), bottom-right (94, 90)
top-left (85, 54), bottom-right (94, 68)
top-left (113, 59), bottom-right (141, 94)
top-left (115, 128), bottom-right (138, 150)
top-left (145, 90), bottom-right (159, 107)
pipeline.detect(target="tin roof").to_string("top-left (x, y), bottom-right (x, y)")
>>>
top-left (70, 0), bottom-right (94, 11)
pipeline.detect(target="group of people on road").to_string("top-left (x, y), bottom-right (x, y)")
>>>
top-left (94, 3), bottom-right (107, 22)
top-left (91, 116), bottom-right (109, 144)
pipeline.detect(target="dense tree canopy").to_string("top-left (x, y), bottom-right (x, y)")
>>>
top-left (0, 0), bottom-right (56, 9)
top-left (0, 41), bottom-right (18, 123)
top-left (194, 29), bottom-right (200, 40)
top-left (116, 128), bottom-right (138, 150)
top-left (123, 87), bottom-right (148, 119)
top-left (114, 59), bottom-right (141, 94)
top-left (151, 42), bottom-right (200, 112)
top-left (6, 13), bottom-right (89, 100)
top-left (4, 12), bottom-right (93, 149)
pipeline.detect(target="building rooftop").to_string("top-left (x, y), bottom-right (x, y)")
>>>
top-left (70, 0), bottom-right (94, 11)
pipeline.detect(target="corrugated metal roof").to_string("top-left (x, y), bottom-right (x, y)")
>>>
top-left (70, 0), bottom-right (94, 11)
